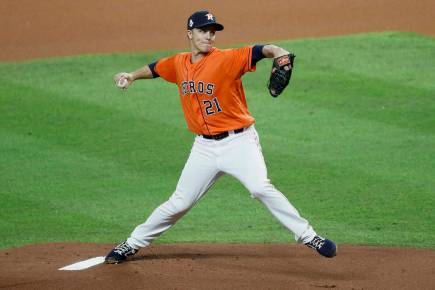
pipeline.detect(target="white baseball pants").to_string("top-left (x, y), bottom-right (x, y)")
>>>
top-left (127, 126), bottom-right (316, 249)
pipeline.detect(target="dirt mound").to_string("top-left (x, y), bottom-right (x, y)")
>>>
top-left (1, 0), bottom-right (434, 61)
top-left (1, 243), bottom-right (434, 290)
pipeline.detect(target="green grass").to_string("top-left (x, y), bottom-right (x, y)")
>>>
top-left (1, 32), bottom-right (434, 249)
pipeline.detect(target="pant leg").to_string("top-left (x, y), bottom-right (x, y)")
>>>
top-left (220, 127), bottom-right (316, 243)
top-left (127, 137), bottom-right (222, 248)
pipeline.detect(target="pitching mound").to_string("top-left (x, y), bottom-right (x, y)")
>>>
top-left (1, 243), bottom-right (434, 289)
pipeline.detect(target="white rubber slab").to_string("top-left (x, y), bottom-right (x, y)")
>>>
top-left (59, 256), bottom-right (105, 271)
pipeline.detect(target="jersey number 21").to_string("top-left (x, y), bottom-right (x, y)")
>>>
top-left (203, 97), bottom-right (222, 115)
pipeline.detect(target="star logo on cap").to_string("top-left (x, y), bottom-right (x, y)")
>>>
top-left (206, 13), bottom-right (214, 20)
top-left (189, 19), bottom-right (194, 27)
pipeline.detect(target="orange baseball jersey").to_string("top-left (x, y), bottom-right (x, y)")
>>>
top-left (154, 46), bottom-right (256, 135)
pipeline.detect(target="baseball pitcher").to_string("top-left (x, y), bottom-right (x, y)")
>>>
top-left (105, 10), bottom-right (336, 264)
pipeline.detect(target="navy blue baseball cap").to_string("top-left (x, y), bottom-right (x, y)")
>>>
top-left (187, 10), bottom-right (224, 31)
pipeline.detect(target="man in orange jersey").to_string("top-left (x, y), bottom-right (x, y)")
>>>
top-left (105, 10), bottom-right (336, 264)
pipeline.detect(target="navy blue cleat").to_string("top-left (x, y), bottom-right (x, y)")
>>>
top-left (105, 241), bottom-right (138, 264)
top-left (305, 236), bottom-right (337, 258)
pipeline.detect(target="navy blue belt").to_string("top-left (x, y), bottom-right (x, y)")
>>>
top-left (202, 128), bottom-right (245, 140)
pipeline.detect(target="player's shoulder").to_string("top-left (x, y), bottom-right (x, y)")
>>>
top-left (160, 51), bottom-right (190, 59)
top-left (172, 51), bottom-right (190, 60)
top-left (218, 46), bottom-right (253, 53)
top-left (212, 46), bottom-right (253, 59)
top-left (156, 52), bottom-right (189, 66)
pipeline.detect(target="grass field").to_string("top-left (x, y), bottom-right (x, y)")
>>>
top-left (1, 32), bottom-right (434, 249)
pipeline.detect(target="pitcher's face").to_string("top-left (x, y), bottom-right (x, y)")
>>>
top-left (188, 27), bottom-right (216, 53)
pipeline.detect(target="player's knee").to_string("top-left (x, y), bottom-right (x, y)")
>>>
top-left (168, 200), bottom-right (191, 215)
top-left (247, 181), bottom-right (274, 199)
top-left (166, 195), bottom-right (194, 215)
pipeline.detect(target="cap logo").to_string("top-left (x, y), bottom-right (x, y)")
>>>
top-left (189, 19), bottom-right (194, 27)
top-left (206, 13), bottom-right (214, 20)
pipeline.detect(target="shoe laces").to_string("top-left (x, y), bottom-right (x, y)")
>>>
top-left (305, 236), bottom-right (325, 250)
top-left (114, 242), bottom-right (137, 256)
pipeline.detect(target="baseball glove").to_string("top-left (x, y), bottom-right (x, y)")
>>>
top-left (268, 53), bottom-right (296, 97)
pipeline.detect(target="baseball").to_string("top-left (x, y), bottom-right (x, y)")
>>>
top-left (117, 77), bottom-right (128, 89)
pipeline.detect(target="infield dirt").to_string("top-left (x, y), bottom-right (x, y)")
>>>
top-left (1, 1), bottom-right (435, 289)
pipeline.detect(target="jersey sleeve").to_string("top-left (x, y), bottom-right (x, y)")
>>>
top-left (154, 55), bottom-right (178, 83)
top-left (251, 44), bottom-right (266, 66)
top-left (226, 46), bottom-right (256, 79)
